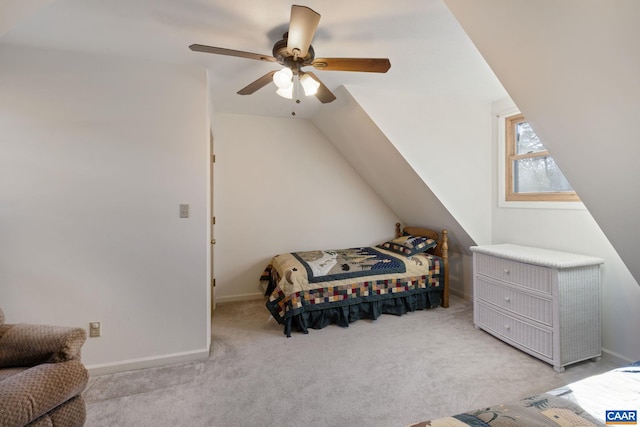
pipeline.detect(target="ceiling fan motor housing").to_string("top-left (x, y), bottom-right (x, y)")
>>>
top-left (272, 34), bottom-right (315, 71)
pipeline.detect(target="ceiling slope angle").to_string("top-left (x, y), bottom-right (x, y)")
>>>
top-left (1, 1), bottom-right (507, 119)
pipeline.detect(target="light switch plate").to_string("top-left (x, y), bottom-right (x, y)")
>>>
top-left (179, 204), bottom-right (189, 218)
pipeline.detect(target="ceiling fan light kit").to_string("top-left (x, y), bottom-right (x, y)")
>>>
top-left (273, 67), bottom-right (294, 90)
top-left (276, 85), bottom-right (293, 100)
top-left (299, 73), bottom-right (320, 96)
top-left (189, 4), bottom-right (391, 113)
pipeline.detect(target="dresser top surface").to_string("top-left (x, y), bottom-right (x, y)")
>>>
top-left (471, 244), bottom-right (604, 268)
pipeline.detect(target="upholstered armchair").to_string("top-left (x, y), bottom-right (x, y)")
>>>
top-left (0, 307), bottom-right (88, 427)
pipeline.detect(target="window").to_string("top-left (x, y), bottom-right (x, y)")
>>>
top-left (505, 114), bottom-right (579, 202)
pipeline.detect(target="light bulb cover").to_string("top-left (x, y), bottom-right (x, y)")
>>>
top-left (273, 67), bottom-right (293, 89)
top-left (276, 85), bottom-right (293, 99)
top-left (300, 74), bottom-right (320, 96)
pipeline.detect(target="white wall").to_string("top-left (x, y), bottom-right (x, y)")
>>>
top-left (312, 87), bottom-right (478, 299)
top-left (490, 98), bottom-right (640, 363)
top-left (0, 0), bottom-right (53, 36)
top-left (212, 113), bottom-right (400, 302)
top-left (0, 45), bottom-right (211, 372)
top-left (445, 0), bottom-right (640, 364)
top-left (347, 86), bottom-right (494, 248)
top-left (318, 71), bottom-right (640, 362)
top-left (330, 86), bottom-right (494, 299)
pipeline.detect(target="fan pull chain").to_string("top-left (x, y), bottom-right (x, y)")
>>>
top-left (291, 74), bottom-right (301, 116)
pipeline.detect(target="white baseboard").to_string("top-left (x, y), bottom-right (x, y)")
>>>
top-left (216, 292), bottom-right (264, 304)
top-left (449, 288), bottom-right (472, 301)
top-left (601, 348), bottom-right (637, 366)
top-left (86, 347), bottom-right (211, 376)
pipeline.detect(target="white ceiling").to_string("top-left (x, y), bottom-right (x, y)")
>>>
top-left (1, 0), bottom-right (506, 118)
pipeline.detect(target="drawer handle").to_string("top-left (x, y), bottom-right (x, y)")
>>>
top-left (504, 324), bottom-right (510, 330)
top-left (503, 269), bottom-right (510, 274)
top-left (504, 296), bottom-right (511, 302)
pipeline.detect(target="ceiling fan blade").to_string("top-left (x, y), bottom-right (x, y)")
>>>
top-left (287, 5), bottom-right (321, 58)
top-left (237, 71), bottom-right (277, 95)
top-left (311, 58), bottom-right (391, 73)
top-left (304, 72), bottom-right (336, 104)
top-left (189, 44), bottom-right (277, 63)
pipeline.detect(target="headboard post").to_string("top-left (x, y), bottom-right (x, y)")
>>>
top-left (441, 230), bottom-right (449, 308)
top-left (395, 223), bottom-right (449, 309)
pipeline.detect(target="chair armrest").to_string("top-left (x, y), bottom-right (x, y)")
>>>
top-left (0, 324), bottom-right (86, 368)
top-left (0, 359), bottom-right (88, 427)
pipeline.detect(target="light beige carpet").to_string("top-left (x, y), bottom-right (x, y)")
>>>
top-left (83, 296), bottom-right (618, 426)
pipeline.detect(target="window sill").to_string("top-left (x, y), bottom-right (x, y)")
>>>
top-left (498, 200), bottom-right (586, 210)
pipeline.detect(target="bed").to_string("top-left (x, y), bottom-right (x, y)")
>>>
top-left (262, 223), bottom-right (449, 337)
top-left (408, 361), bottom-right (640, 427)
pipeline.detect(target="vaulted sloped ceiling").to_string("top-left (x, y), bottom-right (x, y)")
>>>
top-left (444, 0), bottom-right (640, 284)
top-left (1, 0), bottom-right (505, 119)
top-left (0, 0), bottom-right (53, 36)
top-left (313, 86), bottom-right (474, 255)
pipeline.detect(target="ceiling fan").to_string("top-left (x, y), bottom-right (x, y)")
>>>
top-left (189, 4), bottom-right (391, 107)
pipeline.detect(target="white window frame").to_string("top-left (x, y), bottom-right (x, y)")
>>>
top-left (497, 109), bottom-right (585, 210)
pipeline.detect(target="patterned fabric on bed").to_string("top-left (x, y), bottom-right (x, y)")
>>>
top-left (408, 393), bottom-right (604, 427)
top-left (546, 362), bottom-right (640, 425)
top-left (408, 362), bottom-right (640, 427)
top-left (292, 246), bottom-right (406, 283)
top-left (264, 248), bottom-right (442, 325)
top-left (377, 234), bottom-right (438, 257)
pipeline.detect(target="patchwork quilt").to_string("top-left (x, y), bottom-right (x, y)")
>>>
top-left (262, 246), bottom-right (443, 335)
top-left (292, 246), bottom-right (405, 283)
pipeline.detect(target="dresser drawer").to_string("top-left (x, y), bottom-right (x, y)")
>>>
top-left (475, 277), bottom-right (553, 326)
top-left (475, 253), bottom-right (552, 294)
top-left (476, 302), bottom-right (553, 359)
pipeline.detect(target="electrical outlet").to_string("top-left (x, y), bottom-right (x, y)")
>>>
top-left (89, 321), bottom-right (101, 337)
top-left (180, 204), bottom-right (189, 218)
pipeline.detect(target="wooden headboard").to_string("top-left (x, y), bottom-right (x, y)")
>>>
top-left (394, 222), bottom-right (449, 308)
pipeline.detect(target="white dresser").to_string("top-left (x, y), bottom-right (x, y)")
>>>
top-left (471, 244), bottom-right (604, 372)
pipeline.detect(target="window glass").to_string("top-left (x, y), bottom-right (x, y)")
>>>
top-left (505, 113), bottom-right (579, 202)
top-left (513, 156), bottom-right (574, 193)
top-left (516, 121), bottom-right (545, 155)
